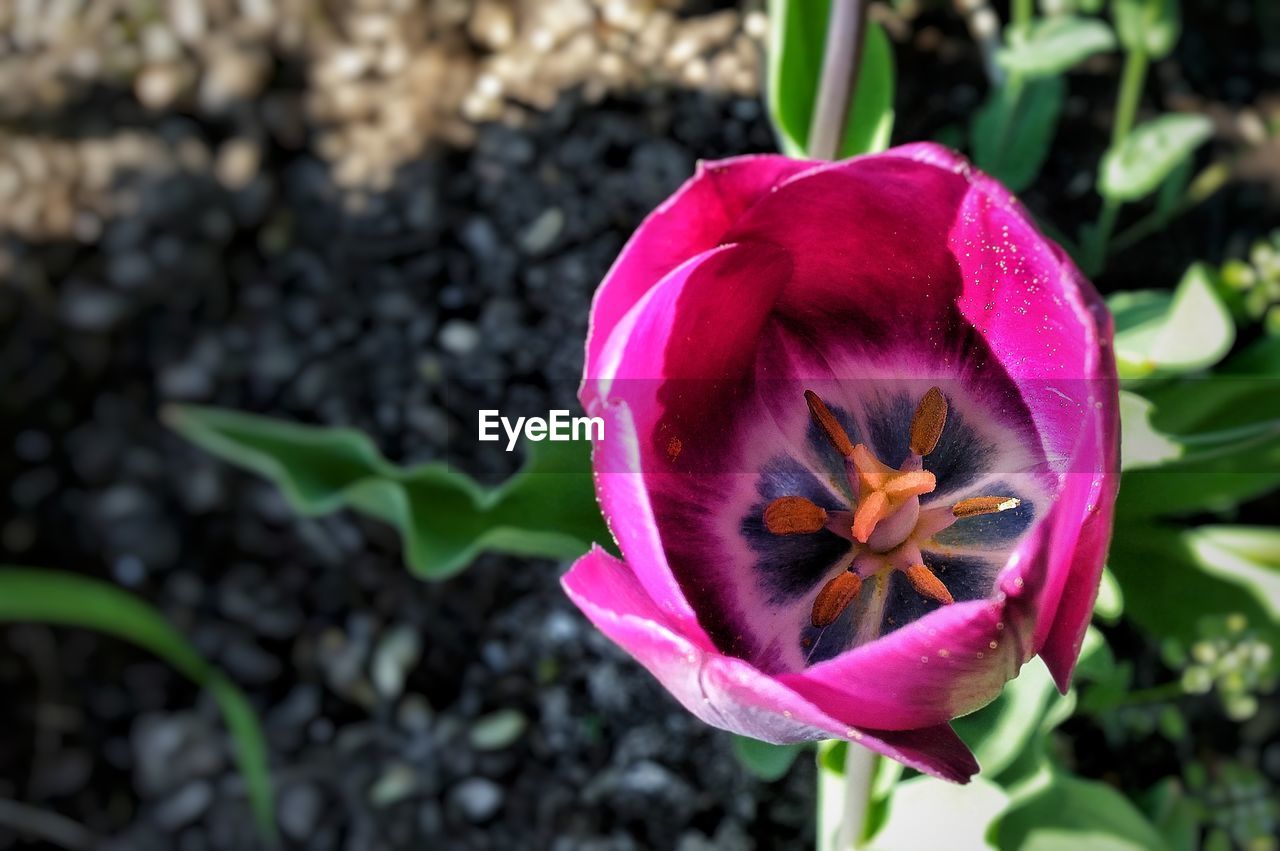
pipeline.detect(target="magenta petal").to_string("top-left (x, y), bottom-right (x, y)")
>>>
top-left (778, 596), bottom-right (1026, 731)
top-left (563, 547), bottom-right (978, 782)
top-left (584, 155), bottom-right (817, 382)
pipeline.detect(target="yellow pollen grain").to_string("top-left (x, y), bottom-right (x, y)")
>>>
top-left (938, 649), bottom-right (950, 658)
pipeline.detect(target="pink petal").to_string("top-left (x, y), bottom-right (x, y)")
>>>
top-left (778, 594), bottom-right (1027, 731)
top-left (585, 155), bottom-right (817, 383)
top-left (723, 153), bottom-right (971, 340)
top-left (562, 547), bottom-right (979, 782)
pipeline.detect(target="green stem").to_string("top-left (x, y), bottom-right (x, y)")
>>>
top-left (1090, 680), bottom-right (1186, 712)
top-left (809, 0), bottom-right (869, 160)
top-left (818, 742), bottom-right (878, 851)
top-left (1012, 0), bottom-right (1033, 28)
top-left (1084, 48), bottom-right (1149, 272)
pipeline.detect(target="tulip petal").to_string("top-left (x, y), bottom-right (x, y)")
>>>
top-left (563, 546), bottom-right (978, 782)
top-left (585, 155), bottom-right (818, 382)
top-left (779, 595), bottom-right (1026, 730)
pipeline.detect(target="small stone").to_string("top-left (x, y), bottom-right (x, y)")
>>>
top-left (278, 783), bottom-right (324, 841)
top-left (518, 208), bottom-right (564, 255)
top-left (439, 320), bottom-right (480, 356)
top-left (371, 624), bottom-right (422, 700)
top-left (369, 763), bottom-right (418, 808)
top-left (469, 709), bottom-right (527, 751)
top-left (153, 780), bottom-right (213, 830)
top-left (448, 777), bottom-right (503, 823)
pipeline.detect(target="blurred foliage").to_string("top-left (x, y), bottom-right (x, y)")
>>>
top-left (0, 569), bottom-right (276, 841)
top-left (165, 404), bottom-right (611, 579)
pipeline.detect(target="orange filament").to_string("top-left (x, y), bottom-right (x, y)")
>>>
top-left (904, 564), bottom-right (954, 606)
top-left (811, 571), bottom-right (863, 627)
top-left (952, 496), bottom-right (1021, 518)
top-left (909, 386), bottom-right (948, 456)
top-left (804, 390), bottom-right (855, 457)
top-left (764, 496), bottom-right (829, 535)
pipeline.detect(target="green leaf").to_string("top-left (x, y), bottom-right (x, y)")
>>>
top-left (993, 772), bottom-right (1167, 851)
top-left (1146, 778), bottom-right (1203, 849)
top-left (1119, 391), bottom-right (1185, 469)
top-left (768, 0), bottom-right (896, 157)
top-left (998, 17), bottom-right (1117, 77)
top-left (1113, 0), bottom-right (1181, 59)
top-left (165, 406), bottom-right (610, 579)
top-left (868, 776), bottom-right (1010, 850)
top-left (1094, 566), bottom-right (1125, 623)
top-left (0, 568), bottom-right (276, 841)
top-left (972, 76), bottom-right (1064, 192)
top-left (1109, 264), bottom-right (1235, 378)
top-left (1107, 525), bottom-right (1280, 673)
top-left (1099, 113), bottom-right (1213, 203)
top-left (953, 658), bottom-right (1061, 781)
top-left (1182, 527), bottom-right (1280, 621)
top-left (731, 735), bottom-right (805, 782)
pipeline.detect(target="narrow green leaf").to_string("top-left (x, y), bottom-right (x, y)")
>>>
top-left (165, 405), bottom-right (610, 579)
top-left (730, 735), bottom-right (805, 782)
top-left (998, 17), bottom-right (1117, 77)
top-left (1099, 113), bottom-right (1213, 203)
top-left (992, 772), bottom-right (1167, 851)
top-left (1109, 263), bottom-right (1235, 378)
top-left (0, 568), bottom-right (276, 841)
top-left (768, 0), bottom-right (896, 157)
top-left (1113, 0), bottom-right (1181, 59)
top-left (972, 76), bottom-right (1064, 192)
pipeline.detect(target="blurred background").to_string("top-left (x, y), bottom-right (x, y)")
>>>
top-left (0, 1), bottom-right (1277, 849)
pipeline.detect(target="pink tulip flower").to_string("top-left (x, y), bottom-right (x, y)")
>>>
top-left (562, 144), bottom-right (1120, 782)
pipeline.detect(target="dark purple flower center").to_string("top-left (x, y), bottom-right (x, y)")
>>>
top-left (763, 387), bottom-right (1021, 631)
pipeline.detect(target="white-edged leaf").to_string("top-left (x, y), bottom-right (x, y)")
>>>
top-left (1100, 113), bottom-right (1213, 202)
top-left (1109, 263), bottom-right (1234, 377)
top-left (998, 17), bottom-right (1117, 77)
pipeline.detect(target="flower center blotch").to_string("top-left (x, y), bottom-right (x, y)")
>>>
top-left (763, 387), bottom-right (1021, 628)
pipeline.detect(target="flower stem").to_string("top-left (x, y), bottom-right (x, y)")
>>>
top-left (1084, 48), bottom-right (1149, 272)
top-left (818, 741), bottom-right (877, 851)
top-left (1012, 0), bottom-right (1033, 28)
top-left (809, 0), bottom-right (869, 161)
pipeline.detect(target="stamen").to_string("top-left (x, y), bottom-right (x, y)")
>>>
top-left (904, 563), bottom-right (954, 606)
top-left (952, 496), bottom-right (1021, 518)
top-left (804, 390), bottom-right (854, 457)
top-left (909, 386), bottom-right (948, 456)
top-left (764, 496), bottom-right (828, 535)
top-left (811, 571), bottom-right (862, 627)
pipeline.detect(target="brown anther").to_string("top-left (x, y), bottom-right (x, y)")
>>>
top-left (909, 386), bottom-right (948, 456)
top-left (952, 496), bottom-right (1021, 518)
top-left (804, 390), bottom-right (855, 457)
top-left (851, 490), bottom-right (888, 543)
top-left (904, 564), bottom-right (954, 606)
top-left (764, 496), bottom-right (828, 535)
top-left (811, 571), bottom-right (863, 627)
